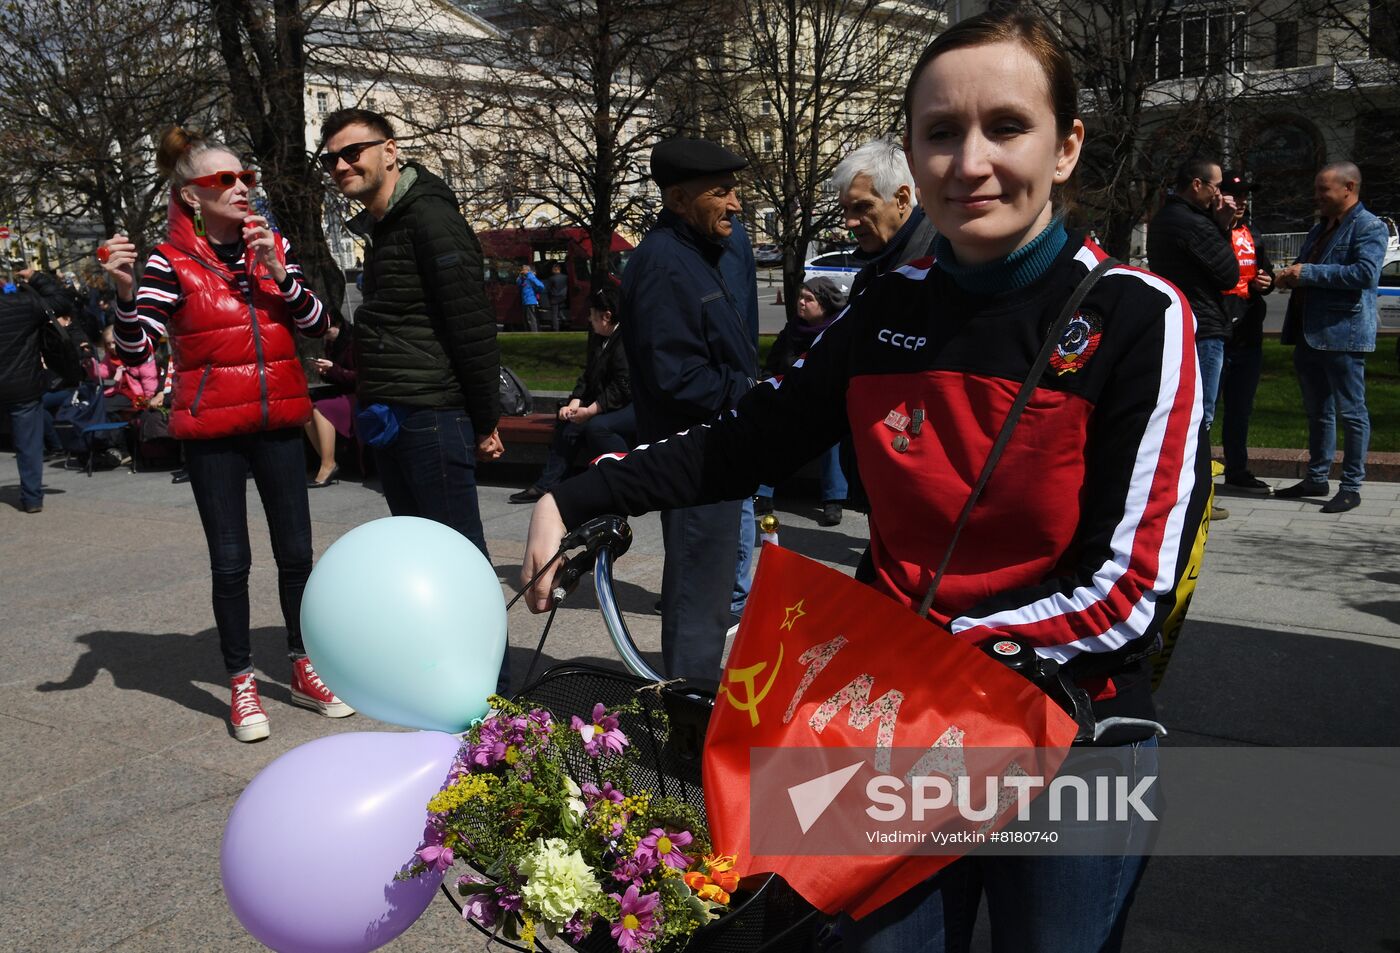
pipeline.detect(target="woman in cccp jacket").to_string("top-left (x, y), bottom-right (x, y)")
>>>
top-left (522, 11), bottom-right (1209, 949)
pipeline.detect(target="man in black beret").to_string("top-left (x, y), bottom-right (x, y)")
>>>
top-left (610, 137), bottom-right (759, 684)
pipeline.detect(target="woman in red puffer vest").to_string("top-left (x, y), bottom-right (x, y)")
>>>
top-left (99, 126), bottom-right (352, 743)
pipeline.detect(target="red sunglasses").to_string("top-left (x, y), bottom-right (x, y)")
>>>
top-left (187, 169), bottom-right (258, 189)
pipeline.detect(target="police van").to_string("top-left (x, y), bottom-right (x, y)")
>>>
top-left (1380, 217), bottom-right (1400, 327)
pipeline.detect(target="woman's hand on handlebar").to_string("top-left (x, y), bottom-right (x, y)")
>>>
top-left (522, 493), bottom-right (567, 612)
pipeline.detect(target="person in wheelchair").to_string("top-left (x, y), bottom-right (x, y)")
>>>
top-left (522, 10), bottom-right (1208, 951)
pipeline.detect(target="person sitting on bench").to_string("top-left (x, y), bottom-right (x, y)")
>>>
top-left (510, 286), bottom-right (635, 504)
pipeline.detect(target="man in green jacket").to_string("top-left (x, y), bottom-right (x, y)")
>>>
top-left (321, 110), bottom-right (505, 674)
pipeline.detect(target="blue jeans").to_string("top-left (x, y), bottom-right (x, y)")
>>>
top-left (1196, 337), bottom-right (1226, 431)
top-left (184, 429), bottom-right (313, 675)
top-left (534, 405), bottom-right (636, 491)
top-left (660, 499), bottom-right (741, 684)
top-left (1220, 343), bottom-right (1263, 477)
top-left (1293, 343), bottom-right (1369, 492)
top-left (732, 496), bottom-right (755, 616)
top-left (373, 407), bottom-right (507, 692)
top-left (755, 443), bottom-right (849, 505)
top-left (842, 737), bottom-right (1159, 953)
top-left (41, 388), bottom-right (75, 450)
top-left (4, 399), bottom-right (45, 508)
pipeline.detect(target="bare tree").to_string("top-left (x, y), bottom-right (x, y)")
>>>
top-left (0, 0), bottom-right (219, 265)
top-left (464, 0), bottom-right (723, 282)
top-left (698, 0), bottom-right (933, 310)
top-left (1018, 0), bottom-right (1394, 254)
top-left (208, 0), bottom-right (346, 305)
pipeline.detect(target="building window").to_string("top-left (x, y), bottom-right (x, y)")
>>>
top-left (316, 92), bottom-right (328, 117)
top-left (762, 130), bottom-right (775, 155)
top-left (760, 97), bottom-right (773, 116)
top-left (1152, 8), bottom-right (1245, 81)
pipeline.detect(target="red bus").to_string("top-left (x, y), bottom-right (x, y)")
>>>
top-left (478, 227), bottom-right (634, 330)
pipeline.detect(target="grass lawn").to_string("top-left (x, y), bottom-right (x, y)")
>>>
top-left (499, 333), bottom-right (782, 391)
top-left (1212, 340), bottom-right (1399, 452)
top-left (501, 334), bottom-right (1399, 452)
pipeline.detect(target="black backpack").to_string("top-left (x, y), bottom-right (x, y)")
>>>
top-left (498, 365), bottom-right (534, 416)
top-left (26, 286), bottom-right (85, 387)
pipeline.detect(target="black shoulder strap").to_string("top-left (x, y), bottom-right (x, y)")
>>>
top-left (917, 255), bottom-right (1120, 619)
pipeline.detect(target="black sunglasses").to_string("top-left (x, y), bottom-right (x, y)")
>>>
top-left (317, 139), bottom-right (387, 172)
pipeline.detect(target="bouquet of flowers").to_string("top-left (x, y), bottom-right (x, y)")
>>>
top-left (404, 695), bottom-right (741, 951)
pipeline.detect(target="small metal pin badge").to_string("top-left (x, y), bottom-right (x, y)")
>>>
top-left (883, 409), bottom-right (911, 432)
top-left (910, 409), bottom-right (925, 435)
top-left (892, 434), bottom-right (910, 453)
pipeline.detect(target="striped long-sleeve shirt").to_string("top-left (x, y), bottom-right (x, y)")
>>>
top-left (113, 234), bottom-right (325, 362)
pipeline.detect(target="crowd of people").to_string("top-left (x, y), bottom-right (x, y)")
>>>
top-left (1146, 155), bottom-right (1388, 518)
top-left (0, 7), bottom-right (1393, 948)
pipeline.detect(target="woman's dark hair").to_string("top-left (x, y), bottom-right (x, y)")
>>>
top-left (589, 285), bottom-right (620, 321)
top-left (320, 108), bottom-right (395, 148)
top-left (902, 10), bottom-right (1078, 140)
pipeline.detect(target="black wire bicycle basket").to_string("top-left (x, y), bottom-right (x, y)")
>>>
top-left (439, 662), bottom-right (822, 953)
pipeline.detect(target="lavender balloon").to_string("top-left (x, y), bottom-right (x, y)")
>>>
top-left (221, 730), bottom-right (460, 953)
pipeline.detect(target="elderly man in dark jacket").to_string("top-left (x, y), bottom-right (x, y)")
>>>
top-left (616, 137), bottom-right (758, 684)
top-left (322, 109), bottom-right (501, 557)
top-left (1147, 159), bottom-right (1239, 427)
top-left (0, 271), bottom-right (64, 512)
top-left (510, 286), bottom-right (634, 503)
top-left (834, 138), bottom-right (938, 301)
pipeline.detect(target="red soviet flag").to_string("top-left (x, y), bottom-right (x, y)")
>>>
top-left (702, 545), bottom-right (1077, 919)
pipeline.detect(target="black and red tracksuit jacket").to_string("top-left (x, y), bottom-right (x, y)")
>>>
top-left (554, 235), bottom-right (1211, 727)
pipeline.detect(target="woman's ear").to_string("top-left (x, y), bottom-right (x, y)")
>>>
top-left (1055, 118), bottom-right (1086, 181)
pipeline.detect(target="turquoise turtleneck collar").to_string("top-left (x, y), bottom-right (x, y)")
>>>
top-left (934, 217), bottom-right (1068, 295)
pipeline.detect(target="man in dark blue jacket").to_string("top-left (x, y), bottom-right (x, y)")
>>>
top-left (0, 270), bottom-right (64, 513)
top-left (622, 138), bottom-right (757, 684)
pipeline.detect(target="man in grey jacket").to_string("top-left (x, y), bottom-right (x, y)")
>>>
top-left (1274, 161), bottom-right (1390, 513)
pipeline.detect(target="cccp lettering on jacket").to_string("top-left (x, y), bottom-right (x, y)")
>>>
top-left (877, 328), bottom-right (928, 351)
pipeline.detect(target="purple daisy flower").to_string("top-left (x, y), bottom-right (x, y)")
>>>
top-left (570, 703), bottom-right (628, 757)
top-left (636, 828), bottom-right (693, 870)
top-left (416, 843), bottom-right (454, 873)
top-left (609, 884), bottom-right (661, 952)
top-left (457, 875), bottom-right (500, 928)
top-left (612, 852), bottom-right (657, 885)
top-left (581, 781), bottom-right (625, 806)
top-left (564, 913), bottom-right (589, 942)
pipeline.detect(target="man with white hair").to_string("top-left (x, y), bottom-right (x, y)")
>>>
top-left (832, 138), bottom-right (937, 299)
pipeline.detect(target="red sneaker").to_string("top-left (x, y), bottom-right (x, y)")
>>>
top-left (290, 657), bottom-right (354, 718)
top-left (229, 673), bottom-right (270, 742)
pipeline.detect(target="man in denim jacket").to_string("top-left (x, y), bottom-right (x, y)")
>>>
top-left (1276, 162), bottom-right (1389, 513)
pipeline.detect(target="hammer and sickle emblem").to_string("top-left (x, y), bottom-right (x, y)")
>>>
top-left (719, 642), bottom-right (785, 728)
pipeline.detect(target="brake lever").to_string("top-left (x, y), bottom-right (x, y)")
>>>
top-left (982, 638), bottom-right (1095, 744)
top-left (551, 516), bottom-right (633, 604)
top-left (550, 550), bottom-right (594, 604)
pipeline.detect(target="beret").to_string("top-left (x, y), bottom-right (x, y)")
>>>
top-left (650, 138), bottom-right (747, 190)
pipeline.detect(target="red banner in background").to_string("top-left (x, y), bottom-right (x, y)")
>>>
top-left (702, 545), bottom-right (1077, 919)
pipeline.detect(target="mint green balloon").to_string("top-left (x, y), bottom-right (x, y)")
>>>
top-left (302, 516), bottom-right (506, 732)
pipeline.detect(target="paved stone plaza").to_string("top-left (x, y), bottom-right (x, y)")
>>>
top-left (1, 455), bottom-right (1397, 952)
